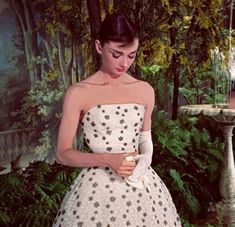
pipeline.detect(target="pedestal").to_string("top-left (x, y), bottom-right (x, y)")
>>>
top-left (179, 104), bottom-right (235, 226)
top-left (216, 124), bottom-right (235, 226)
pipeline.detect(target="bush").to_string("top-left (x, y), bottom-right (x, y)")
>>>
top-left (11, 70), bottom-right (64, 160)
top-left (0, 161), bottom-right (81, 227)
top-left (151, 110), bottom-right (223, 223)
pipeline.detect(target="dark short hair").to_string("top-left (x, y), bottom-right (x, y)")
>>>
top-left (98, 14), bottom-right (138, 46)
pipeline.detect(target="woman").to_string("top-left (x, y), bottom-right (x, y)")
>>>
top-left (53, 13), bottom-right (181, 227)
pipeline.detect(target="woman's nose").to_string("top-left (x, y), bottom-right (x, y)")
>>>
top-left (120, 57), bottom-right (128, 68)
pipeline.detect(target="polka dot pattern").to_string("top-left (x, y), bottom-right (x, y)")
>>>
top-left (53, 104), bottom-right (182, 227)
top-left (81, 104), bottom-right (145, 153)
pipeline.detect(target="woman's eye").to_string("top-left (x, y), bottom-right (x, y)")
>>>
top-left (112, 54), bottom-right (121, 58)
top-left (128, 54), bottom-right (136, 59)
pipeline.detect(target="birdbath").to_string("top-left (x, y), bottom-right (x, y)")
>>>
top-left (179, 104), bottom-right (235, 226)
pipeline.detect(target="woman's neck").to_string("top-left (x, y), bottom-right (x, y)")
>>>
top-left (98, 70), bottom-right (127, 86)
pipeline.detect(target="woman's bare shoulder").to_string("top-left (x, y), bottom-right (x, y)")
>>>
top-left (67, 73), bottom-right (100, 93)
top-left (132, 79), bottom-right (155, 106)
top-left (65, 82), bottom-right (86, 97)
top-left (130, 77), bottom-right (154, 93)
top-left (64, 74), bottom-right (101, 107)
top-left (63, 81), bottom-right (91, 108)
top-left (79, 72), bottom-right (103, 85)
top-left (141, 80), bottom-right (154, 92)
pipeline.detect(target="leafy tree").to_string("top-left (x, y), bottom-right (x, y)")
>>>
top-left (86, 0), bottom-right (102, 71)
top-left (10, 0), bottom-right (41, 85)
top-left (11, 0), bottom-right (93, 156)
top-left (110, 0), bottom-right (227, 118)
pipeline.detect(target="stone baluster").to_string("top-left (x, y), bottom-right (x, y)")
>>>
top-left (6, 133), bottom-right (13, 159)
top-left (0, 135), bottom-right (5, 159)
top-left (21, 131), bottom-right (28, 155)
top-left (13, 132), bottom-right (20, 157)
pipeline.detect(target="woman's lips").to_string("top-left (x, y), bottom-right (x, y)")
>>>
top-left (116, 68), bottom-right (125, 72)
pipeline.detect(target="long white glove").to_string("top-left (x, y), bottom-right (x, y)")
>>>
top-left (125, 130), bottom-right (153, 189)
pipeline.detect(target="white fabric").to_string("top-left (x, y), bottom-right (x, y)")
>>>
top-left (53, 104), bottom-right (182, 227)
top-left (125, 130), bottom-right (153, 189)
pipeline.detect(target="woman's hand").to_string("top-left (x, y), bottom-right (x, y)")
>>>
top-left (106, 151), bottom-right (138, 178)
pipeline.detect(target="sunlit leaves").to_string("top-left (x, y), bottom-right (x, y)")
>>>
top-left (142, 64), bottom-right (161, 75)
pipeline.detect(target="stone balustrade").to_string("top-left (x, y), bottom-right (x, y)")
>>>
top-left (0, 129), bottom-right (35, 173)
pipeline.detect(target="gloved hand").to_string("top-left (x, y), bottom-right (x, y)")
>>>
top-left (125, 130), bottom-right (153, 189)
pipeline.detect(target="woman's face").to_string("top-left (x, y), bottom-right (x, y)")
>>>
top-left (96, 38), bottom-right (139, 77)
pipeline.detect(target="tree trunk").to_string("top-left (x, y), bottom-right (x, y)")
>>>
top-left (67, 38), bottom-right (74, 86)
top-left (57, 32), bottom-right (76, 88)
top-left (57, 32), bottom-right (68, 89)
top-left (26, 0), bottom-right (41, 80)
top-left (42, 36), bottom-right (55, 71)
top-left (77, 44), bottom-right (87, 81)
top-left (171, 54), bottom-right (180, 120)
top-left (11, 0), bottom-right (40, 85)
top-left (168, 12), bottom-right (180, 120)
top-left (86, 0), bottom-right (102, 72)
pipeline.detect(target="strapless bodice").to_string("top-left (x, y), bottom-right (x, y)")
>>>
top-left (81, 103), bottom-right (145, 153)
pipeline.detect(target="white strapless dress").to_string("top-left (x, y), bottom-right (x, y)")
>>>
top-left (52, 103), bottom-right (182, 227)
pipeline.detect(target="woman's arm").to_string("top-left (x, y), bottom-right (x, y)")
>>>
top-left (125, 82), bottom-right (155, 186)
top-left (56, 85), bottom-right (136, 177)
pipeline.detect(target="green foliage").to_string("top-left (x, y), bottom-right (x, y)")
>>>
top-left (0, 161), bottom-right (81, 227)
top-left (11, 70), bottom-right (64, 159)
top-left (120, 0), bottom-right (228, 117)
top-left (180, 217), bottom-right (196, 227)
top-left (142, 64), bottom-right (162, 75)
top-left (141, 64), bottom-right (173, 111)
top-left (179, 48), bottom-right (229, 105)
top-left (152, 110), bottom-right (223, 222)
top-left (142, 59), bottom-right (224, 225)
top-left (11, 0), bottom-right (228, 156)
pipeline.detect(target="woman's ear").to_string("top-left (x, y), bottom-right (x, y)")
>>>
top-left (95, 40), bottom-right (102, 54)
